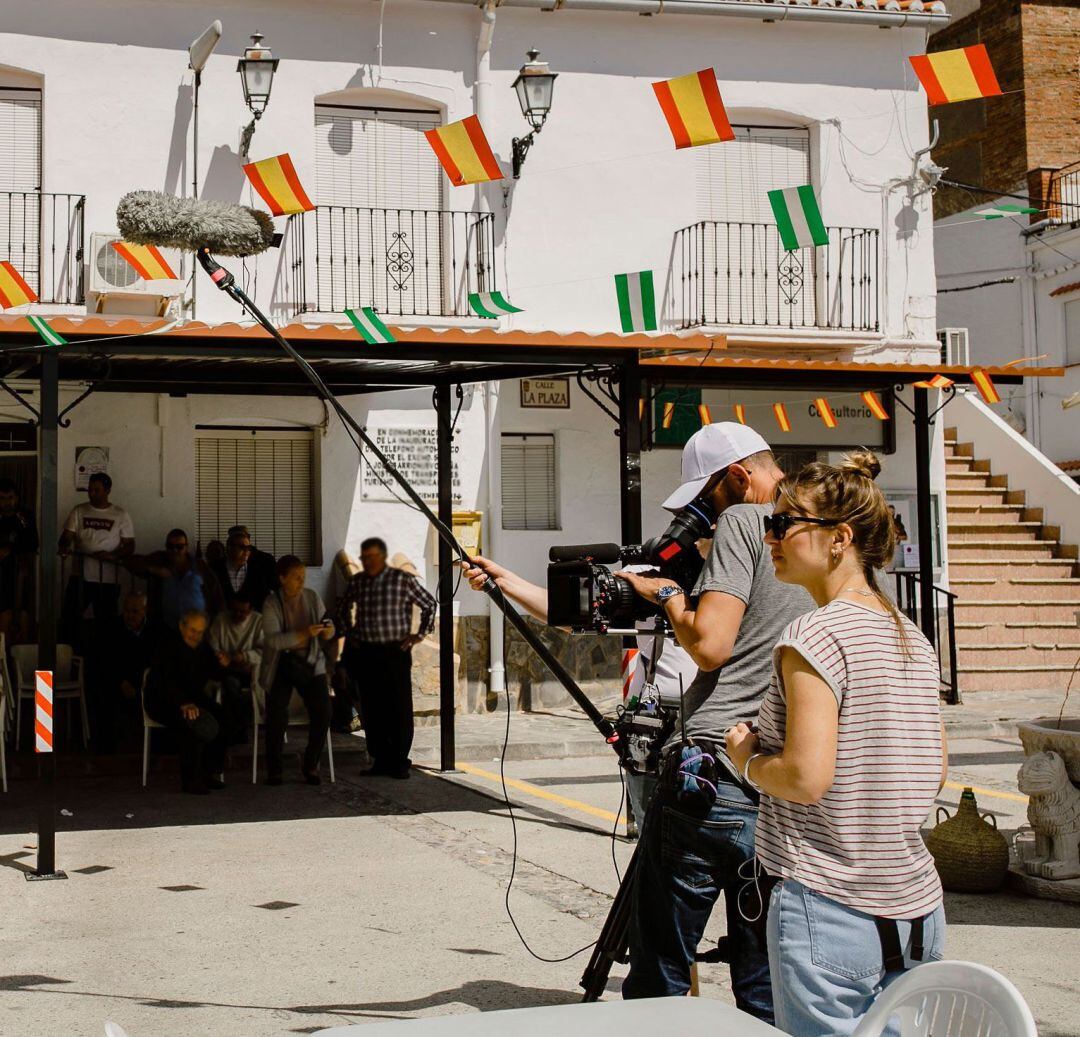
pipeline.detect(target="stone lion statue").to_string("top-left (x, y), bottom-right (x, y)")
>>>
top-left (1018, 750), bottom-right (1080, 880)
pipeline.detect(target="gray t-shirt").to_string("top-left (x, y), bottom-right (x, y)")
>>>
top-left (674, 503), bottom-right (814, 763)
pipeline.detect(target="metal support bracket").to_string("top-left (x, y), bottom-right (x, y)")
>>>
top-left (0, 377), bottom-right (40, 425)
top-left (894, 382), bottom-right (956, 426)
top-left (58, 356), bottom-right (111, 429)
top-left (576, 366), bottom-right (620, 425)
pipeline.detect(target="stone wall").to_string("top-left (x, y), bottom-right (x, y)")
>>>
top-left (411, 613), bottom-right (622, 718)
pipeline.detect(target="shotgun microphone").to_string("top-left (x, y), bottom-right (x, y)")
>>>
top-left (115, 191), bottom-right (276, 257)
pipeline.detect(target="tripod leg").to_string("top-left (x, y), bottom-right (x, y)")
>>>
top-left (580, 843), bottom-right (640, 1002)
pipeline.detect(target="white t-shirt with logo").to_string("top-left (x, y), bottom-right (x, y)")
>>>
top-left (63, 503), bottom-right (135, 584)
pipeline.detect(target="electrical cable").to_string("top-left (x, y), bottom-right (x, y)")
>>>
top-left (940, 177), bottom-right (1080, 214)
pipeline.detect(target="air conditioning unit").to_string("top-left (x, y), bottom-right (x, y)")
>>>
top-left (937, 327), bottom-right (970, 366)
top-left (87, 232), bottom-right (185, 316)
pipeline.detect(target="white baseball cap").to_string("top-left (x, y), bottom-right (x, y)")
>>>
top-left (661, 422), bottom-right (772, 511)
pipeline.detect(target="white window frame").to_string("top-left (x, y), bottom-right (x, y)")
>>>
top-left (501, 433), bottom-right (560, 532)
top-left (194, 426), bottom-right (321, 565)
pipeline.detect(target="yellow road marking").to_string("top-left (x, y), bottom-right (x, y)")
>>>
top-left (453, 765), bottom-right (1028, 823)
top-left (456, 763), bottom-right (625, 825)
top-left (944, 780), bottom-right (1028, 805)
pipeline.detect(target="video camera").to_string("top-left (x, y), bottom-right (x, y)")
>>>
top-left (546, 495), bottom-right (717, 633)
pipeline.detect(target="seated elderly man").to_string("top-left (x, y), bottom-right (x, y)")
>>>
top-left (95, 590), bottom-right (159, 752)
top-left (145, 609), bottom-right (232, 795)
top-left (208, 592), bottom-right (263, 743)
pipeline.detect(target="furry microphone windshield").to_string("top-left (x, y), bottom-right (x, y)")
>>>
top-left (115, 191), bottom-right (276, 257)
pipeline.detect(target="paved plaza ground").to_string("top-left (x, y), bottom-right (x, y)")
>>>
top-left (1, 713), bottom-right (1078, 1037)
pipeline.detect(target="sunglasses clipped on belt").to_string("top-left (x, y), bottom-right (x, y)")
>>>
top-left (763, 513), bottom-right (838, 541)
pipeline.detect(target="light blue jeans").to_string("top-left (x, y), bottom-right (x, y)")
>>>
top-left (767, 879), bottom-right (946, 1037)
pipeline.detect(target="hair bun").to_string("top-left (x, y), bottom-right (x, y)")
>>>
top-left (839, 450), bottom-right (881, 481)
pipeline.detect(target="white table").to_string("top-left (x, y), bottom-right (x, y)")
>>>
top-left (315, 995), bottom-right (784, 1037)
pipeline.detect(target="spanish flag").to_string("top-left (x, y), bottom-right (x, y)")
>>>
top-left (773, 402), bottom-right (791, 433)
top-left (652, 69), bottom-right (735, 150)
top-left (111, 242), bottom-right (178, 281)
top-left (662, 401), bottom-right (675, 429)
top-left (733, 404), bottom-right (746, 425)
top-left (425, 116), bottom-right (503, 186)
top-left (910, 45), bottom-right (1002, 106)
top-left (0, 262), bottom-right (37, 308)
top-left (971, 368), bottom-right (1002, 405)
top-left (814, 398), bottom-right (838, 429)
top-left (697, 403), bottom-right (712, 426)
top-left (243, 154), bottom-right (316, 216)
top-left (861, 391), bottom-right (890, 421)
top-left (914, 374), bottom-right (955, 390)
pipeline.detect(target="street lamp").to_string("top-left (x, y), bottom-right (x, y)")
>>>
top-left (511, 49), bottom-right (557, 179)
top-left (237, 32), bottom-right (279, 158)
top-left (187, 20), bottom-right (222, 319)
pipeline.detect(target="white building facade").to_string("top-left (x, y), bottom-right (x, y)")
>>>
top-left (0, 0), bottom-right (950, 704)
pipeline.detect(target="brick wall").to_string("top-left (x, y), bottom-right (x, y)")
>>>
top-left (930, 0), bottom-right (1080, 219)
top-left (930, 0), bottom-right (1026, 219)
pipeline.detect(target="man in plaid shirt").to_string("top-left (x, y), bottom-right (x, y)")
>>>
top-left (335, 536), bottom-right (437, 778)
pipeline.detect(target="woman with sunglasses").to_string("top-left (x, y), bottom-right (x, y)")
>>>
top-left (725, 451), bottom-right (946, 1037)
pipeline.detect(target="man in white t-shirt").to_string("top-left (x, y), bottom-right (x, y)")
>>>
top-left (60, 472), bottom-right (135, 641)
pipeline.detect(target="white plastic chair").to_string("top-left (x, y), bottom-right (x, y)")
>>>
top-left (11, 643), bottom-right (89, 750)
top-left (140, 670), bottom-right (165, 787)
top-left (852, 961), bottom-right (1038, 1037)
top-left (251, 681), bottom-right (335, 785)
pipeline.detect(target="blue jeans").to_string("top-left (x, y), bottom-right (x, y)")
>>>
top-left (622, 776), bottom-right (773, 1023)
top-left (767, 879), bottom-right (946, 1037)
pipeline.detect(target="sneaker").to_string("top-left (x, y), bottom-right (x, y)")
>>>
top-left (302, 770), bottom-right (322, 786)
top-left (348, 715), bottom-right (363, 733)
top-left (205, 775), bottom-right (226, 791)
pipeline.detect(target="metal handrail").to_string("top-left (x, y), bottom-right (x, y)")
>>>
top-left (673, 220), bottom-right (879, 332)
top-left (0, 191), bottom-right (86, 305)
top-left (280, 204), bottom-right (497, 319)
top-left (892, 570), bottom-right (960, 705)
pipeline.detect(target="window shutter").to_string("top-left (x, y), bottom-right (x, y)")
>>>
top-left (1066, 299), bottom-right (1080, 368)
top-left (0, 89), bottom-right (42, 296)
top-left (695, 125), bottom-right (814, 325)
top-left (314, 105), bottom-right (445, 314)
top-left (195, 430), bottom-right (317, 563)
top-left (501, 434), bottom-right (558, 531)
top-left (696, 126), bottom-right (810, 223)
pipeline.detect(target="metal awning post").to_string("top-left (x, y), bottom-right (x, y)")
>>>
top-left (31, 348), bottom-right (64, 880)
top-left (618, 356), bottom-right (643, 546)
top-left (435, 383), bottom-right (456, 771)
top-left (913, 386), bottom-right (936, 647)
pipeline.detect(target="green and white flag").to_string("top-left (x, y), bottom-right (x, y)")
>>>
top-left (345, 307), bottom-right (396, 345)
top-left (768, 185), bottom-right (829, 251)
top-left (973, 204), bottom-right (1040, 220)
top-left (26, 315), bottom-right (67, 347)
top-left (614, 270), bottom-right (657, 334)
top-left (468, 291), bottom-right (522, 319)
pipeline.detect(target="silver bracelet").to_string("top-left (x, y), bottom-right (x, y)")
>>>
top-left (742, 752), bottom-right (766, 793)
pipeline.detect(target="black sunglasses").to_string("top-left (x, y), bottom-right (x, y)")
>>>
top-left (764, 513), bottom-right (838, 541)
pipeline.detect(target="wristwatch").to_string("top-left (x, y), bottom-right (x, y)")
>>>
top-left (656, 585), bottom-right (685, 607)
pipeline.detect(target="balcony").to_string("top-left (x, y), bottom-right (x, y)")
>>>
top-left (0, 191), bottom-right (85, 305)
top-left (1048, 161), bottom-right (1080, 223)
top-left (281, 206), bottom-right (497, 321)
top-left (673, 221), bottom-right (879, 333)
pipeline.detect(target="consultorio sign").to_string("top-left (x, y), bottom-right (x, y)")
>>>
top-left (361, 421), bottom-right (463, 504)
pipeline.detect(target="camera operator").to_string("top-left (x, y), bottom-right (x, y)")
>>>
top-left (461, 557), bottom-right (697, 825)
top-left (615, 423), bottom-right (813, 1023)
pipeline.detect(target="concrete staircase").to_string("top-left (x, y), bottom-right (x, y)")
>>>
top-left (945, 428), bottom-right (1080, 694)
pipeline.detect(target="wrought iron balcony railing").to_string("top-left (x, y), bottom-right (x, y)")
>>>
top-left (0, 191), bottom-right (85, 305)
top-left (1048, 161), bottom-right (1080, 224)
top-left (281, 205), bottom-right (497, 320)
top-left (673, 221), bottom-right (879, 332)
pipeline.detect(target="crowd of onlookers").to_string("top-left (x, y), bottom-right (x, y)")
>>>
top-left (4, 471), bottom-right (438, 795)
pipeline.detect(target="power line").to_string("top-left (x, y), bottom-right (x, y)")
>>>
top-left (939, 276), bottom-right (1018, 294)
top-left (940, 177), bottom-right (1080, 213)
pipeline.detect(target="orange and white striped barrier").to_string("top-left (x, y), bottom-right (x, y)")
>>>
top-left (621, 648), bottom-right (639, 700)
top-left (35, 670), bottom-right (53, 753)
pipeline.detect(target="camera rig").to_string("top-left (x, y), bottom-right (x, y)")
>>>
top-left (546, 494), bottom-right (716, 632)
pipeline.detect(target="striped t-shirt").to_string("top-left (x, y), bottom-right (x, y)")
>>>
top-left (755, 599), bottom-right (944, 920)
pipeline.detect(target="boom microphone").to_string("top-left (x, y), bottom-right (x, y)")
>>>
top-left (116, 191), bottom-right (276, 257)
